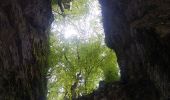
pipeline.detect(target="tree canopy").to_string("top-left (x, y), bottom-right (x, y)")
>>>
top-left (48, 0), bottom-right (119, 99)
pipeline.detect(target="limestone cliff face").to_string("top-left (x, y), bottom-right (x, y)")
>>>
top-left (0, 0), bottom-right (53, 99)
top-left (79, 0), bottom-right (170, 100)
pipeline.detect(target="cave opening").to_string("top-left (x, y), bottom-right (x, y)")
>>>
top-left (47, 0), bottom-right (120, 99)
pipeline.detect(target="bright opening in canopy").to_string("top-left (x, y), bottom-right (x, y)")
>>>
top-left (51, 0), bottom-right (103, 39)
top-left (63, 25), bottom-right (79, 38)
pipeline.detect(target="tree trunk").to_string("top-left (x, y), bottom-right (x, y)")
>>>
top-left (0, 0), bottom-right (53, 99)
top-left (78, 0), bottom-right (170, 100)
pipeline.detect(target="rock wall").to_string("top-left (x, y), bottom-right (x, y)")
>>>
top-left (78, 0), bottom-right (170, 99)
top-left (0, 0), bottom-right (53, 99)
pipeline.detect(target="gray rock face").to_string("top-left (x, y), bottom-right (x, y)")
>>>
top-left (0, 0), bottom-right (53, 99)
top-left (78, 0), bottom-right (170, 99)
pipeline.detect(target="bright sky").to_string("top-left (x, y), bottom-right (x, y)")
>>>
top-left (51, 0), bottom-right (103, 39)
top-left (63, 25), bottom-right (78, 38)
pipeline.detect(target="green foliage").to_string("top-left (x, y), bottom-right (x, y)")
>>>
top-left (101, 50), bottom-right (119, 83)
top-left (48, 32), bottom-right (119, 99)
top-left (52, 0), bottom-right (89, 17)
top-left (65, 0), bottom-right (89, 16)
top-left (48, 0), bottom-right (119, 99)
top-left (51, 0), bottom-right (56, 5)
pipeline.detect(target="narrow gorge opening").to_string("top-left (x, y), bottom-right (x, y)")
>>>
top-left (47, 0), bottom-right (120, 99)
top-left (0, 0), bottom-right (169, 100)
